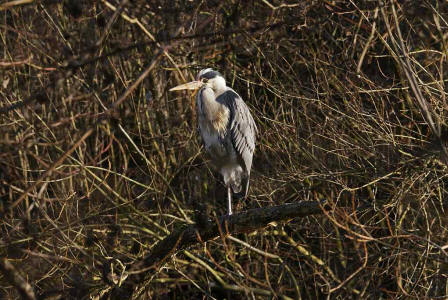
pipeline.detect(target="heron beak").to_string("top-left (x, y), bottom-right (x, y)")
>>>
top-left (169, 81), bottom-right (203, 91)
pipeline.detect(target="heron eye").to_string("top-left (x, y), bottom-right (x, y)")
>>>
top-left (202, 78), bottom-right (209, 83)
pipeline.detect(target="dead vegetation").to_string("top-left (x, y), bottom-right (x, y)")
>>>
top-left (1, 0), bottom-right (448, 299)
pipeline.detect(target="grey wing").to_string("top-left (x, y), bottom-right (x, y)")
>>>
top-left (218, 89), bottom-right (257, 177)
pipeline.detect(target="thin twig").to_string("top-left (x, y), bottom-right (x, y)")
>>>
top-left (0, 258), bottom-right (36, 300)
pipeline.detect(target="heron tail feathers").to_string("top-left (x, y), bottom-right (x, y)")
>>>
top-left (232, 175), bottom-right (250, 199)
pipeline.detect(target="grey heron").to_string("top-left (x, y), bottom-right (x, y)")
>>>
top-left (170, 68), bottom-right (257, 215)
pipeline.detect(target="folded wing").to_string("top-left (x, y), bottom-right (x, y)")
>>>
top-left (218, 89), bottom-right (257, 196)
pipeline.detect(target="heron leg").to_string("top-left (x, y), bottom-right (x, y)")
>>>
top-left (227, 186), bottom-right (233, 215)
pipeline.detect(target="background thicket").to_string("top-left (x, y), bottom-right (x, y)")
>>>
top-left (1, 0), bottom-right (448, 299)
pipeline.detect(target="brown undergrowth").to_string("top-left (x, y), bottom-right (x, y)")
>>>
top-left (1, 0), bottom-right (448, 299)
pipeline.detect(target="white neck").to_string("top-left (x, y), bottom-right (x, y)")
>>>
top-left (210, 76), bottom-right (227, 96)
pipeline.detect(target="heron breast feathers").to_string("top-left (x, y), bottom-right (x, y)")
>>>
top-left (211, 107), bottom-right (229, 134)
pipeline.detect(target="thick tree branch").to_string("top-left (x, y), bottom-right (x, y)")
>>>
top-left (127, 201), bottom-right (325, 283)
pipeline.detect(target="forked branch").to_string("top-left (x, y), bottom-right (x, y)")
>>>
top-left (127, 201), bottom-right (326, 282)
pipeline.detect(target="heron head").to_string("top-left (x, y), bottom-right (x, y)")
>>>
top-left (169, 68), bottom-right (226, 92)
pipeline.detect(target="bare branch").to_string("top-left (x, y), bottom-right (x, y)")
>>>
top-left (0, 258), bottom-right (36, 300)
top-left (127, 201), bottom-right (326, 282)
top-left (0, 0), bottom-right (34, 11)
